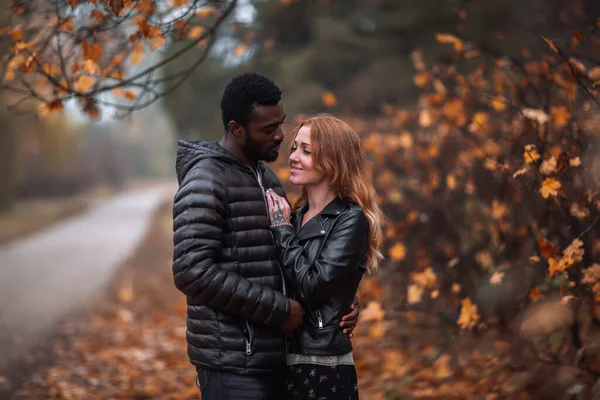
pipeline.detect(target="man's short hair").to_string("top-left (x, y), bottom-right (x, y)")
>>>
top-left (220, 72), bottom-right (282, 131)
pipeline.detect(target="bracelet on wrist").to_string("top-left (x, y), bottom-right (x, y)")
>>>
top-left (270, 221), bottom-right (292, 229)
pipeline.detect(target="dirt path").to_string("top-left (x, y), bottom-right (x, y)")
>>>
top-left (0, 185), bottom-right (174, 383)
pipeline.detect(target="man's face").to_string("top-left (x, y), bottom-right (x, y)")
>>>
top-left (243, 104), bottom-right (286, 163)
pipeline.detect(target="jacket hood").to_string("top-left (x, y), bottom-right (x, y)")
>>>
top-left (175, 139), bottom-right (244, 184)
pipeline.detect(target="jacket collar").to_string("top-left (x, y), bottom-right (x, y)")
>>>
top-left (292, 197), bottom-right (350, 241)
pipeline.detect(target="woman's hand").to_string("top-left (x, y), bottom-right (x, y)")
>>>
top-left (266, 189), bottom-right (291, 226)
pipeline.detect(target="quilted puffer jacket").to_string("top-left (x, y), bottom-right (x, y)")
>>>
top-left (172, 139), bottom-right (290, 376)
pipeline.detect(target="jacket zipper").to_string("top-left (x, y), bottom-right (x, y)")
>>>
top-left (316, 309), bottom-right (323, 329)
top-left (245, 319), bottom-right (253, 355)
top-left (249, 165), bottom-right (288, 297)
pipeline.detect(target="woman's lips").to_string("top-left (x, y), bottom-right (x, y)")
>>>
top-left (290, 166), bottom-right (302, 173)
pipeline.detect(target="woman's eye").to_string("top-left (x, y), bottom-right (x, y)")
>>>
top-left (303, 149), bottom-right (311, 155)
top-left (290, 147), bottom-right (297, 153)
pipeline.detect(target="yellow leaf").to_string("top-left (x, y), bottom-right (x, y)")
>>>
top-left (172, 0), bottom-right (187, 6)
top-left (490, 97), bottom-right (506, 111)
top-left (188, 26), bottom-right (205, 40)
top-left (523, 145), bottom-right (540, 164)
top-left (569, 157), bottom-right (581, 167)
top-left (539, 177), bottom-right (561, 199)
top-left (389, 242), bottom-right (406, 261)
top-left (321, 91), bottom-right (337, 108)
top-left (75, 75), bottom-right (96, 92)
top-left (407, 284), bottom-right (423, 304)
top-left (540, 156), bottom-right (557, 175)
top-left (83, 59), bottom-right (100, 74)
top-left (457, 298), bottom-right (480, 329)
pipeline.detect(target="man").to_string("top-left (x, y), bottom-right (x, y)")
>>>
top-left (172, 72), bottom-right (359, 399)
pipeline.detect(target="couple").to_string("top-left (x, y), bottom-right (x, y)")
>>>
top-left (172, 72), bottom-right (384, 399)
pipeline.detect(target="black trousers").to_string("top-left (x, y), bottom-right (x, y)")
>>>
top-left (196, 367), bottom-right (284, 400)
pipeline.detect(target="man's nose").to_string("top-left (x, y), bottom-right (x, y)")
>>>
top-left (273, 127), bottom-right (284, 142)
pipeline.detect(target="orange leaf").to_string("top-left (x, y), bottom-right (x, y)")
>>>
top-left (539, 177), bottom-right (561, 199)
top-left (457, 298), bottom-right (480, 329)
top-left (82, 39), bottom-right (103, 62)
top-left (321, 91), bottom-right (337, 108)
top-left (90, 10), bottom-right (105, 22)
top-left (529, 287), bottom-right (543, 302)
top-left (389, 242), bottom-right (406, 261)
top-left (188, 26), bottom-right (205, 40)
top-left (70, 0), bottom-right (78, 8)
top-left (38, 100), bottom-right (64, 116)
top-left (233, 45), bottom-right (246, 57)
top-left (11, 28), bottom-right (23, 41)
top-left (108, 0), bottom-right (124, 15)
top-left (130, 42), bottom-right (145, 65)
top-left (150, 35), bottom-right (166, 50)
top-left (75, 75), bottom-right (96, 92)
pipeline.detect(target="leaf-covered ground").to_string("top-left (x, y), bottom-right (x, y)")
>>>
top-left (0, 201), bottom-right (585, 399)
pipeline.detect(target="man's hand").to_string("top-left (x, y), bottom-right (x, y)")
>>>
top-left (281, 298), bottom-right (304, 335)
top-left (340, 296), bottom-right (360, 337)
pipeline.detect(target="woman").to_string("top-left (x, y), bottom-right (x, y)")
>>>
top-left (265, 114), bottom-right (384, 399)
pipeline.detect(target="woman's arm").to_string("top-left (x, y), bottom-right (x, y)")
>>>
top-left (267, 191), bottom-right (368, 306)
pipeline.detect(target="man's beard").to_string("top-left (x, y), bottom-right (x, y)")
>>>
top-left (244, 137), bottom-right (279, 163)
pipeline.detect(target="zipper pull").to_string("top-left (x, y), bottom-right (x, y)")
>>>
top-left (318, 315), bottom-right (323, 329)
top-left (246, 341), bottom-right (252, 355)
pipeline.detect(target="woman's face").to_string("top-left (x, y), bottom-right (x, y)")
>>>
top-left (288, 125), bottom-right (326, 187)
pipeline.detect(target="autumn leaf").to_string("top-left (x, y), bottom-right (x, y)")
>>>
top-left (570, 157), bottom-right (581, 167)
top-left (233, 45), bottom-right (246, 57)
top-left (457, 298), bottom-right (480, 330)
top-left (435, 33), bottom-right (464, 52)
top-left (82, 39), bottom-right (103, 62)
top-left (108, 0), bottom-right (124, 15)
top-left (389, 242), bottom-right (406, 261)
top-left (407, 284), bottom-right (423, 304)
top-left (188, 26), bottom-right (205, 40)
top-left (90, 10), bottom-right (105, 22)
top-left (540, 156), bottom-right (557, 175)
top-left (539, 177), bottom-right (561, 198)
top-left (196, 7), bottom-right (216, 18)
top-left (523, 144), bottom-right (540, 164)
top-left (83, 59), bottom-right (100, 74)
top-left (75, 75), bottom-right (96, 92)
top-left (11, 27), bottom-right (23, 41)
top-left (37, 100), bottom-right (64, 116)
top-left (529, 287), bottom-right (543, 302)
top-left (150, 35), bottom-right (166, 50)
top-left (490, 97), bottom-right (506, 111)
top-left (130, 42), bottom-right (145, 65)
top-left (321, 91), bottom-right (337, 108)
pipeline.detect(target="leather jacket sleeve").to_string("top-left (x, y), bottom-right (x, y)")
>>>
top-left (172, 166), bottom-right (290, 328)
top-left (271, 210), bottom-right (368, 306)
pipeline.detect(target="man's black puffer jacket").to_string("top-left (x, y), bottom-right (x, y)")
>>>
top-left (271, 197), bottom-right (369, 356)
top-left (172, 139), bottom-right (290, 376)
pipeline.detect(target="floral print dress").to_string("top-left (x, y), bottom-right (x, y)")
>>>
top-left (285, 352), bottom-right (359, 399)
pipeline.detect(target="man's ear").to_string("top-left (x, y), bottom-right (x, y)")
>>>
top-left (228, 121), bottom-right (245, 138)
